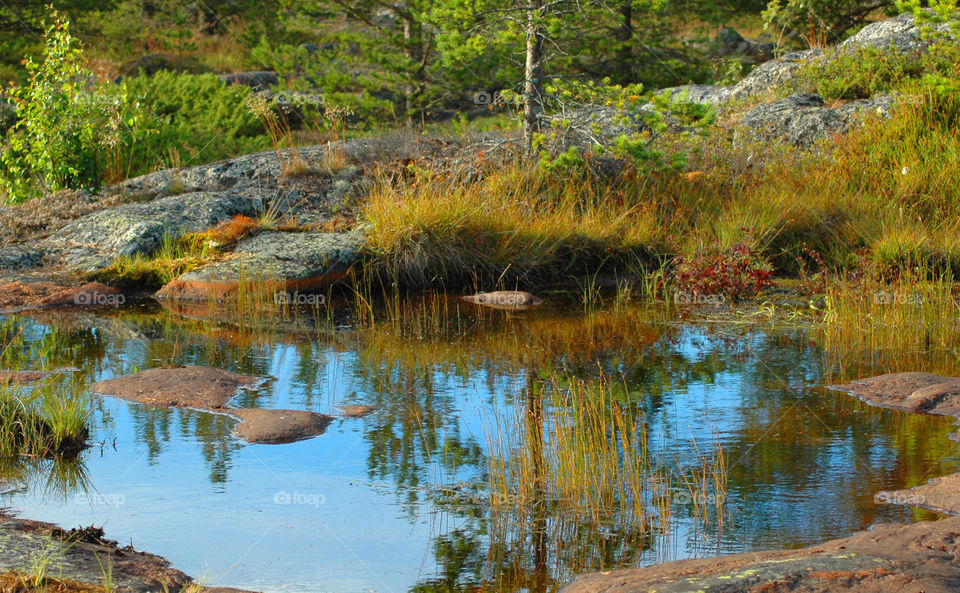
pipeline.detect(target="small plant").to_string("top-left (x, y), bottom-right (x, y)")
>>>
top-left (673, 239), bottom-right (774, 301)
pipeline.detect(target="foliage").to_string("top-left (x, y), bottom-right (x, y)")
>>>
top-left (797, 41), bottom-right (960, 100)
top-left (763, 0), bottom-right (897, 48)
top-left (672, 240), bottom-right (775, 300)
top-left (0, 13), bottom-right (130, 202)
top-left (114, 72), bottom-right (271, 177)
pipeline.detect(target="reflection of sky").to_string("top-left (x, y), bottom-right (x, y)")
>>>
top-left (2, 314), bottom-right (959, 593)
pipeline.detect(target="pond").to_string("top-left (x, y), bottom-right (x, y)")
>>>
top-left (1, 296), bottom-right (958, 593)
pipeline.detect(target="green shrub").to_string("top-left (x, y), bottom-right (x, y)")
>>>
top-left (114, 72), bottom-right (272, 176)
top-left (0, 12), bottom-right (127, 203)
top-left (797, 41), bottom-right (960, 101)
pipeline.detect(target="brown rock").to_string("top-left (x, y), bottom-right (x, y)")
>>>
top-left (0, 281), bottom-right (124, 312)
top-left (230, 408), bottom-right (333, 444)
top-left (90, 365), bottom-right (260, 409)
top-left (91, 366), bottom-right (332, 445)
top-left (831, 372), bottom-right (960, 414)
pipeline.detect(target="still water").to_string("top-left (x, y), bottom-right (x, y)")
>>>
top-left (1, 297), bottom-right (958, 593)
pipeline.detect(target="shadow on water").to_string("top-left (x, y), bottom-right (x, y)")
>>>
top-left (0, 293), bottom-right (957, 593)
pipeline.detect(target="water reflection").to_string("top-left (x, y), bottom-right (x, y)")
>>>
top-left (0, 297), bottom-right (957, 593)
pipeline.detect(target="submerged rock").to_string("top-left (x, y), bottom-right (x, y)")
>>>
top-left (0, 281), bottom-right (124, 313)
top-left (91, 365), bottom-right (260, 409)
top-left (336, 404), bottom-right (379, 418)
top-left (155, 229), bottom-right (364, 300)
top-left (461, 291), bottom-right (544, 310)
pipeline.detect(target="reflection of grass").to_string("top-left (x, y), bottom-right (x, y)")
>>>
top-left (815, 275), bottom-right (960, 379)
top-left (487, 374), bottom-right (660, 530)
top-left (0, 382), bottom-right (90, 458)
top-left (485, 373), bottom-right (730, 555)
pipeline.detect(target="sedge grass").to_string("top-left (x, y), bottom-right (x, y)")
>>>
top-left (0, 382), bottom-right (91, 458)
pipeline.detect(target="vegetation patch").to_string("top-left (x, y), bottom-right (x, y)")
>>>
top-left (0, 382), bottom-right (90, 458)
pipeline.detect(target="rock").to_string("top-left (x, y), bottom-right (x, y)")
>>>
top-left (716, 27), bottom-right (775, 62)
top-left (230, 408), bottom-right (333, 444)
top-left (843, 11), bottom-right (954, 52)
top-left (0, 516), bottom-right (192, 593)
top-left (45, 189), bottom-right (270, 272)
top-left (337, 404), bottom-right (378, 418)
top-left (461, 291), bottom-right (544, 310)
top-left (658, 84), bottom-right (731, 105)
top-left (91, 365), bottom-right (261, 409)
top-left (0, 370), bottom-right (51, 384)
top-left (729, 49), bottom-right (822, 101)
top-left (0, 281), bottom-right (124, 312)
top-left (735, 93), bottom-right (895, 149)
top-left (562, 515), bottom-right (960, 593)
top-left (0, 245), bottom-right (45, 270)
top-left (90, 365), bottom-right (333, 445)
top-left (219, 71), bottom-right (279, 91)
top-left (830, 371), bottom-right (960, 416)
top-left (877, 472), bottom-right (960, 516)
top-left (116, 53), bottom-right (202, 78)
top-left (155, 229), bottom-right (365, 300)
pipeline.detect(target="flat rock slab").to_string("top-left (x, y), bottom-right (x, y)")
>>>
top-left (230, 408), bottom-right (333, 444)
top-left (0, 281), bottom-right (124, 313)
top-left (562, 515), bottom-right (960, 593)
top-left (830, 372), bottom-right (960, 415)
top-left (91, 365), bottom-right (259, 409)
top-left (155, 229), bottom-right (364, 300)
top-left (0, 517), bottom-right (191, 593)
top-left (91, 365), bottom-right (332, 445)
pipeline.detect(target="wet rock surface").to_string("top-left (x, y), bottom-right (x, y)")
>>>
top-left (90, 365), bottom-right (334, 444)
top-left (562, 515), bottom-right (960, 593)
top-left (90, 365), bottom-right (260, 409)
top-left (831, 371), bottom-right (960, 415)
top-left (0, 516), bottom-right (193, 593)
top-left (0, 281), bottom-right (124, 313)
top-left (155, 229), bottom-right (365, 300)
top-left (230, 408), bottom-right (333, 444)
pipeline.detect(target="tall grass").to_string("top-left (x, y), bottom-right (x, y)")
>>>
top-left (0, 382), bottom-right (90, 458)
top-left (359, 77), bottom-right (960, 291)
top-left (815, 275), bottom-right (960, 380)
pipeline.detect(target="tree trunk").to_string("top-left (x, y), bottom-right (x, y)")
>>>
top-left (523, 0), bottom-right (545, 153)
top-left (616, 0), bottom-right (633, 84)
